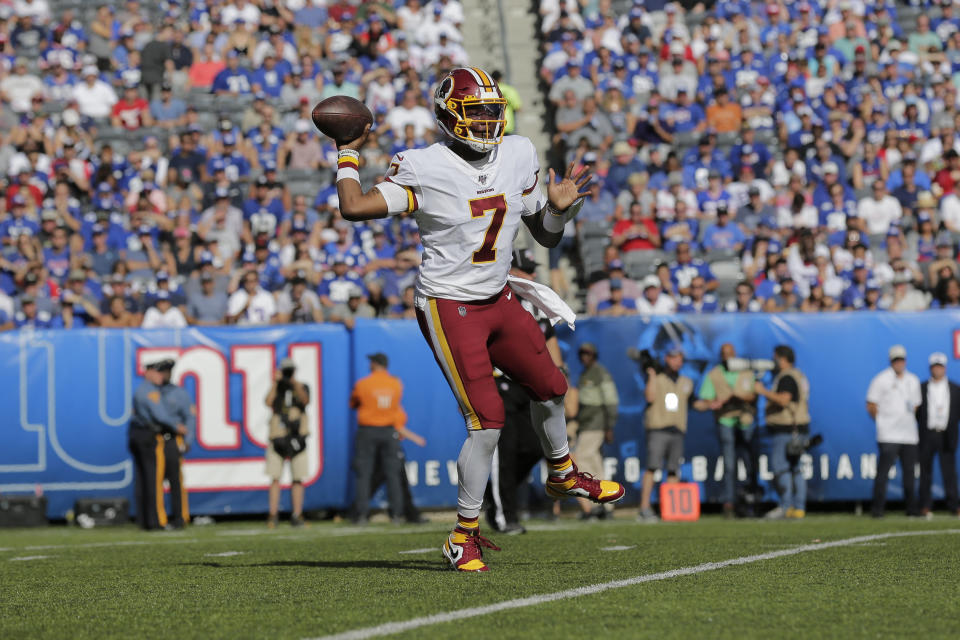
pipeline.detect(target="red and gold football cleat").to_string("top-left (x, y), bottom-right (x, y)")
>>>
top-left (442, 527), bottom-right (501, 572)
top-left (545, 466), bottom-right (625, 504)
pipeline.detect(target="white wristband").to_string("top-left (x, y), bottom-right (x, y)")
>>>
top-left (337, 166), bottom-right (360, 183)
top-left (543, 207), bottom-right (565, 233)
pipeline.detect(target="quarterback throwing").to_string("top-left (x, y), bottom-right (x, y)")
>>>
top-left (334, 67), bottom-right (624, 571)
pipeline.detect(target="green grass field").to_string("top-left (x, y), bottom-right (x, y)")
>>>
top-left (1, 513), bottom-right (958, 639)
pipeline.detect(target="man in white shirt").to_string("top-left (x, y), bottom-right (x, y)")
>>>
top-left (0, 58), bottom-right (45, 113)
top-left (227, 271), bottom-right (276, 325)
top-left (385, 89), bottom-right (436, 139)
top-left (857, 181), bottom-right (902, 236)
top-left (72, 66), bottom-right (118, 120)
top-left (866, 344), bottom-right (921, 517)
top-left (916, 352), bottom-right (960, 516)
top-left (141, 291), bottom-right (188, 329)
top-left (937, 179), bottom-right (960, 233)
top-left (636, 275), bottom-right (676, 315)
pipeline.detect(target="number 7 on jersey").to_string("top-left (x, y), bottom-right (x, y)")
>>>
top-left (469, 194), bottom-right (507, 264)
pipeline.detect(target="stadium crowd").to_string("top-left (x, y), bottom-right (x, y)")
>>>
top-left (4, 1), bottom-right (960, 332)
top-left (539, 0), bottom-right (960, 315)
top-left (0, 0), bottom-right (467, 330)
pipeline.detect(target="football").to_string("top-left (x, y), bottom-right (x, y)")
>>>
top-left (311, 96), bottom-right (373, 145)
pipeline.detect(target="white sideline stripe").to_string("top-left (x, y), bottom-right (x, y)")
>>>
top-left (10, 555), bottom-right (53, 561)
top-left (600, 545), bottom-right (635, 551)
top-left (397, 548), bottom-right (436, 555)
top-left (205, 551), bottom-right (245, 557)
top-left (309, 529), bottom-right (960, 640)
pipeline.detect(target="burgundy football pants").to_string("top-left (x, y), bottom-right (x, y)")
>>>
top-left (415, 286), bottom-right (568, 430)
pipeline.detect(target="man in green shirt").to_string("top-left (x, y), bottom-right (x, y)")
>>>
top-left (908, 15), bottom-right (943, 56)
top-left (492, 70), bottom-right (522, 135)
top-left (571, 342), bottom-right (619, 519)
top-left (694, 343), bottom-right (757, 517)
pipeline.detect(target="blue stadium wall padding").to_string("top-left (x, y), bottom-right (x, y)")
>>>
top-left (2, 313), bottom-right (959, 518)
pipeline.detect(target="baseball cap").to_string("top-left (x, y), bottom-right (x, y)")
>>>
top-left (68, 268), bottom-right (86, 282)
top-left (156, 270), bottom-right (169, 281)
top-left (852, 259), bottom-right (867, 270)
top-left (280, 357), bottom-right (296, 370)
top-left (609, 278), bottom-right (623, 290)
top-left (294, 119), bottom-right (311, 133)
top-left (578, 342), bottom-right (598, 355)
top-left (665, 343), bottom-right (685, 356)
top-left (866, 278), bottom-right (880, 292)
top-left (291, 219), bottom-right (308, 233)
top-left (241, 251), bottom-right (256, 264)
top-left (215, 186), bottom-right (230, 199)
top-left (930, 352), bottom-right (948, 367)
top-left (211, 158), bottom-right (226, 172)
top-left (92, 223), bottom-right (107, 235)
top-left (607, 258), bottom-right (625, 271)
top-left (138, 224), bottom-right (153, 235)
top-left (155, 290), bottom-right (171, 301)
top-left (642, 274), bottom-right (660, 290)
top-left (823, 161), bottom-right (839, 174)
top-left (889, 345), bottom-right (907, 361)
top-left (222, 133), bottom-right (236, 146)
top-left (368, 352), bottom-right (389, 367)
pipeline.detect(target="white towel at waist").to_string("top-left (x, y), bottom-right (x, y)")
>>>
top-left (506, 275), bottom-right (576, 330)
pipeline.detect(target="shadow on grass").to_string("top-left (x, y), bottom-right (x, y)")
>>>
top-left (183, 559), bottom-right (449, 571)
top-left (182, 559), bottom-right (583, 571)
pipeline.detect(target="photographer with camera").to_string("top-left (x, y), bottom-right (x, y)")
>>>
top-left (694, 344), bottom-right (758, 518)
top-left (265, 358), bottom-right (310, 528)
top-left (755, 345), bottom-right (810, 520)
top-left (639, 345), bottom-right (694, 522)
top-left (866, 345), bottom-right (921, 518)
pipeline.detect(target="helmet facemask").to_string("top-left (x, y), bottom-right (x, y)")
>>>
top-left (435, 72), bottom-right (507, 154)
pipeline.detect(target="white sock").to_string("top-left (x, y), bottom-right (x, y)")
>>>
top-left (530, 397), bottom-right (571, 460)
top-left (456, 428), bottom-right (501, 518)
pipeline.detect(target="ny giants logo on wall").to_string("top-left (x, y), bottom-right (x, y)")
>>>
top-left (136, 343), bottom-right (324, 493)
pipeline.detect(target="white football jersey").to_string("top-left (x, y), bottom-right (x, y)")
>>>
top-left (375, 135), bottom-right (546, 301)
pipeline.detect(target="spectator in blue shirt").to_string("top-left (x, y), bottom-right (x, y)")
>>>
top-left (149, 82), bottom-right (187, 129)
top-left (676, 275), bottom-right (719, 313)
top-left (841, 260), bottom-right (871, 309)
top-left (660, 87), bottom-right (705, 135)
top-left (702, 207), bottom-right (746, 253)
top-left (211, 52), bottom-right (252, 96)
top-left (577, 178), bottom-right (616, 226)
top-left (669, 242), bottom-right (717, 296)
top-left (251, 53), bottom-right (288, 98)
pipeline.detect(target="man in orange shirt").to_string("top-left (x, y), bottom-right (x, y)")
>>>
top-left (705, 88), bottom-right (742, 134)
top-left (350, 352), bottom-right (423, 524)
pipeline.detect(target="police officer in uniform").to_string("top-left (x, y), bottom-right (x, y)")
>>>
top-left (756, 345), bottom-right (810, 520)
top-left (639, 345), bottom-right (694, 522)
top-left (129, 355), bottom-right (188, 530)
top-left (694, 343), bottom-right (758, 517)
top-left (159, 357), bottom-right (195, 529)
top-left (486, 249), bottom-right (568, 534)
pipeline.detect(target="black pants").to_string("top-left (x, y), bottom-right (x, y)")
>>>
top-left (129, 430), bottom-right (167, 530)
top-left (486, 381), bottom-right (542, 529)
top-left (919, 432), bottom-right (959, 512)
top-left (352, 426), bottom-right (404, 519)
top-left (163, 436), bottom-right (190, 527)
top-left (872, 442), bottom-right (919, 517)
top-left (369, 448), bottom-right (421, 522)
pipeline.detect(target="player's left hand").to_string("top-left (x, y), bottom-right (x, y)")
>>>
top-left (547, 159), bottom-right (591, 212)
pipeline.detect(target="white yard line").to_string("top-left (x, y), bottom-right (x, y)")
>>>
top-left (309, 529), bottom-right (960, 640)
top-left (600, 545), bottom-right (636, 551)
top-left (204, 551), bottom-right (245, 557)
top-left (397, 548), bottom-right (437, 555)
top-left (10, 555), bottom-right (53, 561)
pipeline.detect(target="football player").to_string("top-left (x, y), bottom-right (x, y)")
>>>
top-left (334, 67), bottom-right (625, 571)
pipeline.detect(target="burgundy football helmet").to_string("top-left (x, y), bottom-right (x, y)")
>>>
top-left (434, 67), bottom-right (507, 153)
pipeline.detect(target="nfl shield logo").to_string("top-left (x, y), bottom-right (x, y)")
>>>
top-left (478, 174), bottom-right (488, 186)
top-left (458, 306), bottom-right (467, 317)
